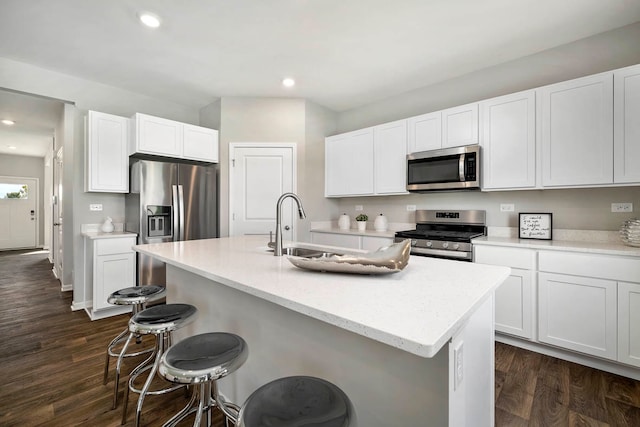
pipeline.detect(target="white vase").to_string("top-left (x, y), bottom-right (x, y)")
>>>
top-left (101, 216), bottom-right (114, 233)
top-left (357, 221), bottom-right (366, 232)
top-left (338, 213), bottom-right (351, 230)
top-left (374, 214), bottom-right (388, 232)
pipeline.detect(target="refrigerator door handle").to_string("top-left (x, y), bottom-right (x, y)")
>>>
top-left (178, 184), bottom-right (185, 241)
top-left (172, 185), bottom-right (179, 242)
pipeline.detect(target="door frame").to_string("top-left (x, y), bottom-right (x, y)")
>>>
top-left (228, 142), bottom-right (297, 239)
top-left (0, 175), bottom-right (39, 250)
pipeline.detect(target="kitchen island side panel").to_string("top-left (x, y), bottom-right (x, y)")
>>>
top-left (167, 264), bottom-right (494, 427)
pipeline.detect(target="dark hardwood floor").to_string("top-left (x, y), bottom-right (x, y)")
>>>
top-left (2, 248), bottom-right (640, 426)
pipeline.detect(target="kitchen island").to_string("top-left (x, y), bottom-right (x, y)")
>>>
top-left (133, 236), bottom-right (509, 426)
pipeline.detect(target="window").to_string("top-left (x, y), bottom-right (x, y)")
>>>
top-left (0, 183), bottom-right (29, 199)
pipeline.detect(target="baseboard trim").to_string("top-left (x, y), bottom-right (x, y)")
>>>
top-left (496, 334), bottom-right (640, 381)
top-left (71, 300), bottom-right (89, 311)
top-left (60, 283), bottom-right (72, 292)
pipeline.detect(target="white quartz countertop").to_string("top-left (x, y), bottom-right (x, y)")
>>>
top-left (133, 235), bottom-right (510, 358)
top-left (473, 235), bottom-right (640, 257)
top-left (82, 231), bottom-right (137, 240)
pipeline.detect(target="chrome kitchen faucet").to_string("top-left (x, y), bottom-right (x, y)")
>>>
top-left (274, 192), bottom-right (306, 256)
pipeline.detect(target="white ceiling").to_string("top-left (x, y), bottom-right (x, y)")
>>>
top-left (0, 91), bottom-right (61, 158)
top-left (0, 1), bottom-right (639, 158)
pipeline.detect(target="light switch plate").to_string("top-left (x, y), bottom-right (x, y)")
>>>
top-left (406, 205), bottom-right (416, 212)
top-left (89, 203), bottom-right (103, 211)
top-left (500, 204), bottom-right (514, 212)
top-left (355, 205), bottom-right (363, 211)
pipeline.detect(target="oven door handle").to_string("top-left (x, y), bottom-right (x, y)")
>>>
top-left (409, 246), bottom-right (473, 261)
top-left (459, 154), bottom-right (465, 181)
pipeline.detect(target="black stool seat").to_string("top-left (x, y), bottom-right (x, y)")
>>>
top-left (158, 332), bottom-right (248, 427)
top-left (108, 285), bottom-right (166, 305)
top-left (238, 376), bottom-right (353, 427)
top-left (130, 303), bottom-right (197, 334)
top-left (160, 332), bottom-right (248, 383)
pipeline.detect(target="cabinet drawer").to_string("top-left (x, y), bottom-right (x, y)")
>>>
top-left (474, 245), bottom-right (535, 269)
top-left (539, 251), bottom-right (640, 282)
top-left (310, 232), bottom-right (360, 250)
top-left (95, 237), bottom-right (136, 256)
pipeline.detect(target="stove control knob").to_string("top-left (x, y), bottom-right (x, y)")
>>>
top-left (426, 241), bottom-right (433, 248)
top-left (411, 239), bottom-right (417, 246)
top-left (442, 242), bottom-right (449, 249)
top-left (452, 243), bottom-right (460, 250)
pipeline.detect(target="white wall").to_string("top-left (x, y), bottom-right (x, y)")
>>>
top-left (202, 97), bottom-right (338, 241)
top-left (0, 57), bottom-right (199, 307)
top-left (331, 22), bottom-right (640, 232)
top-left (0, 153), bottom-right (46, 246)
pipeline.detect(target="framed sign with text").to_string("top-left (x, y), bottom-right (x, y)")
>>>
top-left (519, 213), bottom-right (553, 240)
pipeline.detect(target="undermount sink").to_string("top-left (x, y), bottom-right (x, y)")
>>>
top-left (280, 247), bottom-right (343, 258)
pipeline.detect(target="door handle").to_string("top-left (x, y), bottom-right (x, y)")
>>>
top-left (284, 225), bottom-right (290, 231)
top-left (53, 223), bottom-right (61, 226)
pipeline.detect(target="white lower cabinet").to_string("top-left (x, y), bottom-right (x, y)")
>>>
top-left (474, 245), bottom-right (536, 340)
top-left (618, 282), bottom-right (640, 367)
top-left (310, 231), bottom-right (393, 251)
top-left (538, 272), bottom-right (617, 360)
top-left (84, 235), bottom-right (136, 319)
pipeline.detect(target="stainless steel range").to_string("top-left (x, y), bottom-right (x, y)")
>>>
top-left (394, 210), bottom-right (486, 261)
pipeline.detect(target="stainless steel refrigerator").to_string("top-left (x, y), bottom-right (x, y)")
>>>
top-left (125, 159), bottom-right (218, 286)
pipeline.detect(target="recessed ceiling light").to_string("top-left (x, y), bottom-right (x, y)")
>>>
top-left (139, 13), bottom-right (161, 28)
top-left (282, 78), bottom-right (295, 88)
top-left (8, 145), bottom-right (17, 150)
top-left (2, 119), bottom-right (15, 125)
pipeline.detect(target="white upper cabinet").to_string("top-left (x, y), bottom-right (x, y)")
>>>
top-left (407, 111), bottom-right (441, 153)
top-left (85, 110), bottom-right (129, 193)
top-left (540, 72), bottom-right (614, 187)
top-left (480, 90), bottom-right (536, 190)
top-left (374, 119), bottom-right (408, 195)
top-left (183, 123), bottom-right (219, 163)
top-left (130, 113), bottom-right (218, 163)
top-left (614, 64), bottom-right (640, 183)
top-left (442, 103), bottom-right (479, 148)
top-left (325, 128), bottom-right (374, 197)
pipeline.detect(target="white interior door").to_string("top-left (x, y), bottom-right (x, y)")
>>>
top-left (230, 144), bottom-right (296, 241)
top-left (0, 176), bottom-right (38, 250)
top-left (52, 148), bottom-right (63, 278)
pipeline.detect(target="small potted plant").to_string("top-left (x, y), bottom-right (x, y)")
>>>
top-left (355, 214), bottom-right (368, 231)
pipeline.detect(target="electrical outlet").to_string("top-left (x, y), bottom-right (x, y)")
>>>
top-left (500, 204), bottom-right (514, 212)
top-left (89, 204), bottom-right (103, 211)
top-left (454, 341), bottom-right (464, 390)
top-left (611, 203), bottom-right (633, 213)
top-left (406, 205), bottom-right (416, 212)
top-left (355, 205), bottom-right (363, 211)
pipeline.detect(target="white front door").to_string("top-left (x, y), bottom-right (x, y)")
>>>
top-left (229, 144), bottom-right (296, 241)
top-left (0, 176), bottom-right (38, 250)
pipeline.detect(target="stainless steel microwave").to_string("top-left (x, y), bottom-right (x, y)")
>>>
top-left (407, 145), bottom-right (480, 192)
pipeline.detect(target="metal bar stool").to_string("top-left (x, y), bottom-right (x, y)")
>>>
top-left (103, 285), bottom-right (167, 409)
top-left (121, 303), bottom-right (198, 427)
top-left (237, 376), bottom-right (354, 427)
top-left (158, 332), bottom-right (248, 427)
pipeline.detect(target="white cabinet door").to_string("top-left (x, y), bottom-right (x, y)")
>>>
top-left (85, 111), bottom-right (129, 193)
top-left (374, 120), bottom-right (408, 195)
top-left (132, 113), bottom-right (183, 157)
top-left (407, 111), bottom-right (441, 153)
top-left (310, 232), bottom-right (360, 249)
top-left (618, 281), bottom-right (640, 367)
top-left (361, 236), bottom-right (393, 251)
top-left (325, 128), bottom-right (374, 197)
top-left (494, 268), bottom-right (535, 339)
top-left (183, 123), bottom-right (219, 163)
top-left (540, 73), bottom-right (614, 186)
top-left (480, 90), bottom-right (536, 190)
top-left (538, 272), bottom-right (617, 360)
top-left (93, 252), bottom-right (135, 311)
top-left (614, 64), bottom-right (640, 183)
top-left (442, 103), bottom-right (479, 148)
